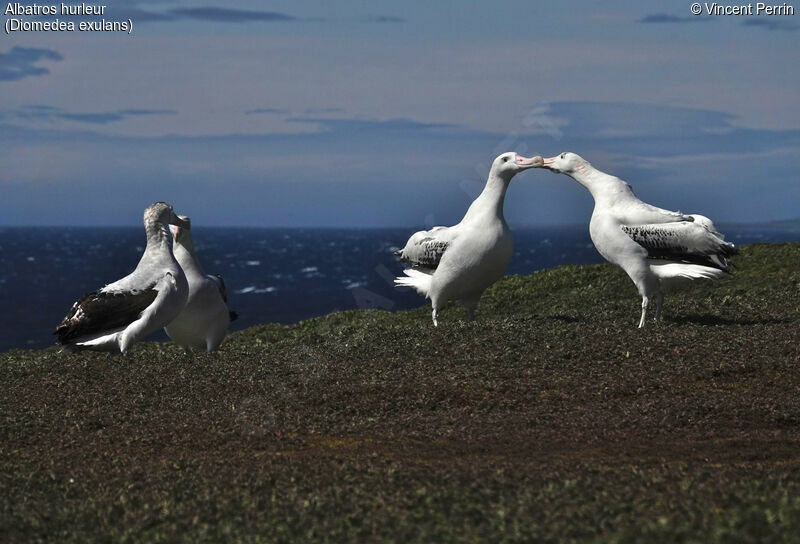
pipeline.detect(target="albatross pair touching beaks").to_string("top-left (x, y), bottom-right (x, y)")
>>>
top-left (396, 151), bottom-right (736, 328)
top-left (55, 202), bottom-right (233, 354)
top-left (395, 152), bottom-right (543, 326)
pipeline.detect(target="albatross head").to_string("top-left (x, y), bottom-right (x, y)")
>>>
top-left (144, 202), bottom-right (191, 230)
top-left (540, 152), bottom-right (589, 175)
top-left (169, 215), bottom-right (192, 241)
top-left (170, 215), bottom-right (197, 255)
top-left (491, 152), bottom-right (544, 181)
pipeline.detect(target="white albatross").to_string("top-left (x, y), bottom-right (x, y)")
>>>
top-left (395, 152), bottom-right (543, 325)
top-left (164, 216), bottom-right (235, 352)
top-left (539, 152), bottom-right (738, 327)
top-left (54, 202), bottom-right (190, 353)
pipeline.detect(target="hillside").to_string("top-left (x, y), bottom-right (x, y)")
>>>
top-left (2, 243), bottom-right (799, 543)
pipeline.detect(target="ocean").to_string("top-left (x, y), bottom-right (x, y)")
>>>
top-left (0, 224), bottom-right (797, 352)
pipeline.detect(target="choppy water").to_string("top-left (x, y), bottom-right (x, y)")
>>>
top-left (0, 224), bottom-right (797, 352)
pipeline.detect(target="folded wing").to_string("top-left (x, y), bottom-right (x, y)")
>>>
top-left (55, 287), bottom-right (158, 345)
top-left (621, 220), bottom-right (738, 270)
top-left (395, 226), bottom-right (458, 270)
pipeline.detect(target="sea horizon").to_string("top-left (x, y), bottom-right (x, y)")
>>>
top-left (1, 218), bottom-right (799, 230)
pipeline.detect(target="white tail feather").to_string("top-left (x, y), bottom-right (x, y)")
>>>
top-left (394, 268), bottom-right (433, 298)
top-left (649, 261), bottom-right (724, 290)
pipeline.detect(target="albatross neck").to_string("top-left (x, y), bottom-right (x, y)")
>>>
top-left (566, 162), bottom-right (610, 201)
top-left (174, 238), bottom-right (205, 277)
top-left (463, 171), bottom-right (510, 223)
top-left (142, 220), bottom-right (174, 256)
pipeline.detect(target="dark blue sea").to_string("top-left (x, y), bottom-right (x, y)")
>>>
top-left (0, 224), bottom-right (797, 352)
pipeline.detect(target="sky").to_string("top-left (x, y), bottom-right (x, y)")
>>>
top-left (1, 0), bottom-right (798, 228)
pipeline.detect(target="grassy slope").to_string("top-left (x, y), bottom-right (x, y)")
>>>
top-left (1, 243), bottom-right (799, 543)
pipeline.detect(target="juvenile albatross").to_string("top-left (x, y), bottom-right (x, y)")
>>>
top-left (539, 152), bottom-right (738, 327)
top-left (54, 202), bottom-right (190, 353)
top-left (164, 216), bottom-right (234, 352)
top-left (395, 152), bottom-right (543, 325)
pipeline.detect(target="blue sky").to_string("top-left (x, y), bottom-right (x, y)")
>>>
top-left (1, 0), bottom-right (798, 227)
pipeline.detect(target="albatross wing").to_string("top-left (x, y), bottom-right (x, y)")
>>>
top-left (395, 226), bottom-right (458, 270)
top-left (620, 221), bottom-right (738, 270)
top-left (55, 287), bottom-right (158, 346)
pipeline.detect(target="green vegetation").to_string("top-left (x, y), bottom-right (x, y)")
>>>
top-left (2, 243), bottom-right (799, 543)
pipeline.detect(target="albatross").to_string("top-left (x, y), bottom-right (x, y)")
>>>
top-left (54, 202), bottom-right (190, 353)
top-left (539, 152), bottom-right (738, 327)
top-left (164, 216), bottom-right (234, 352)
top-left (395, 152), bottom-right (543, 325)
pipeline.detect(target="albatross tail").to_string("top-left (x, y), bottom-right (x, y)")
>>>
top-left (648, 261), bottom-right (725, 289)
top-left (394, 268), bottom-right (433, 298)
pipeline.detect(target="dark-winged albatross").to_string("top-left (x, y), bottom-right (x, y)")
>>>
top-left (54, 202), bottom-right (190, 353)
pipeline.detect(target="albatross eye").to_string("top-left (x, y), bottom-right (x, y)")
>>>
top-left (560, 153), bottom-right (565, 159)
top-left (502, 157), bottom-right (509, 162)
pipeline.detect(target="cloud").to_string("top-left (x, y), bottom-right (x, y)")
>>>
top-left (14, 104), bottom-right (59, 119)
top-left (741, 18), bottom-right (800, 31)
top-left (0, 110), bottom-right (498, 228)
top-left (1, 102), bottom-right (799, 227)
top-left (59, 5), bottom-right (404, 26)
top-left (58, 112), bottom-right (126, 124)
top-left (287, 116), bottom-right (458, 133)
top-left (167, 7), bottom-right (295, 23)
top-left (117, 108), bottom-right (178, 116)
top-left (161, 9), bottom-right (405, 25)
top-left (540, 102), bottom-right (737, 139)
top-left (9, 105), bottom-right (176, 125)
top-left (245, 108), bottom-right (289, 115)
top-left (532, 102), bottom-right (800, 163)
top-left (639, 13), bottom-right (713, 23)
top-left (0, 47), bottom-right (64, 82)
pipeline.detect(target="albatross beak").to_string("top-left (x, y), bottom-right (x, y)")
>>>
top-left (541, 155), bottom-right (559, 172)
top-left (515, 155), bottom-right (544, 170)
top-left (169, 213), bottom-right (191, 230)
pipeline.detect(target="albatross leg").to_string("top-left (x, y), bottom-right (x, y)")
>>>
top-left (432, 308), bottom-right (439, 327)
top-left (638, 296), bottom-right (649, 329)
top-left (654, 292), bottom-right (664, 321)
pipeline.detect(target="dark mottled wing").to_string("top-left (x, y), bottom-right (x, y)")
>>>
top-left (395, 226), bottom-right (454, 270)
top-left (413, 238), bottom-right (449, 269)
top-left (621, 224), bottom-right (737, 270)
top-left (54, 288), bottom-right (158, 344)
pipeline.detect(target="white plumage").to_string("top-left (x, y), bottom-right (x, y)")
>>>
top-left (540, 152), bottom-right (737, 327)
top-left (395, 152), bottom-right (542, 325)
top-left (54, 202), bottom-right (190, 353)
top-left (164, 216), bottom-right (233, 352)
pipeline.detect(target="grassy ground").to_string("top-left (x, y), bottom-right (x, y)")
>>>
top-left (2, 243), bottom-right (799, 543)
